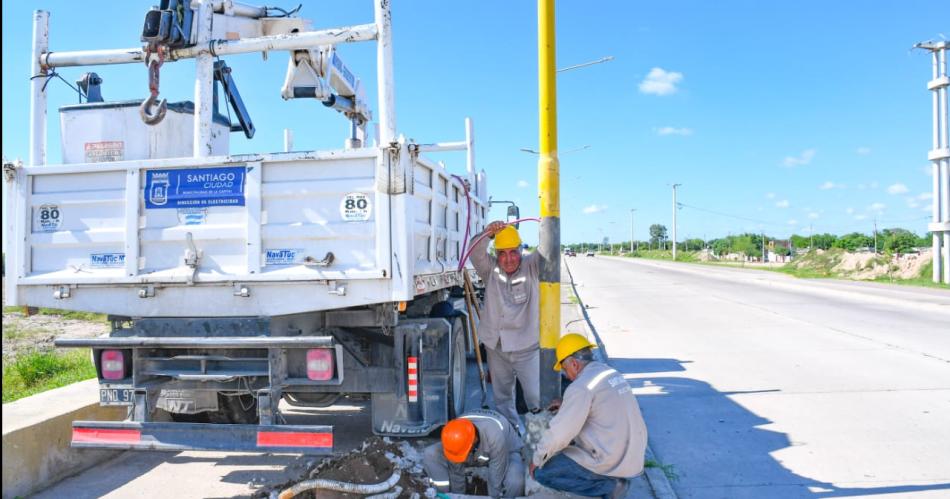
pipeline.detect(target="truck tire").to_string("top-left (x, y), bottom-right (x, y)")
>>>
top-left (447, 316), bottom-right (467, 418)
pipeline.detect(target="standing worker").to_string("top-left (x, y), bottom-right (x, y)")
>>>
top-left (423, 409), bottom-right (526, 497)
top-left (530, 334), bottom-right (647, 498)
top-left (468, 220), bottom-right (541, 432)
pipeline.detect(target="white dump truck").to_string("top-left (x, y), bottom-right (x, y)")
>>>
top-left (4, 1), bottom-right (496, 453)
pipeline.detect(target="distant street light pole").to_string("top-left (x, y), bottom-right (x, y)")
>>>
top-left (557, 56), bottom-right (613, 73)
top-left (630, 208), bottom-right (637, 252)
top-left (671, 184), bottom-right (681, 260)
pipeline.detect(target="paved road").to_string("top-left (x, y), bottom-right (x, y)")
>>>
top-left (567, 256), bottom-right (950, 498)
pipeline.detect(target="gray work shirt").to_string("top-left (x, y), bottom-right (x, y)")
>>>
top-left (448, 409), bottom-right (525, 497)
top-left (468, 234), bottom-right (540, 352)
top-left (533, 361), bottom-right (648, 478)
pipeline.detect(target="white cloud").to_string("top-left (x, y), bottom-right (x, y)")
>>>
top-left (788, 219), bottom-right (799, 226)
top-left (906, 197), bottom-right (920, 209)
top-left (783, 149), bottom-right (816, 167)
top-left (775, 200), bottom-right (790, 208)
top-left (917, 192), bottom-right (933, 200)
top-left (582, 204), bottom-right (607, 214)
top-left (854, 214), bottom-right (868, 221)
top-left (922, 204), bottom-right (934, 212)
top-left (639, 67), bottom-right (683, 96)
top-left (818, 181), bottom-right (846, 190)
top-left (516, 180), bottom-right (529, 188)
top-left (870, 181), bottom-right (879, 189)
top-left (808, 212), bottom-right (820, 220)
top-left (856, 147), bottom-right (871, 155)
top-left (656, 126), bottom-right (693, 136)
top-left (846, 207), bottom-right (855, 215)
top-left (922, 165), bottom-right (933, 176)
top-left (765, 192), bottom-right (776, 199)
top-left (886, 183), bottom-right (909, 195)
top-left (868, 202), bottom-right (886, 213)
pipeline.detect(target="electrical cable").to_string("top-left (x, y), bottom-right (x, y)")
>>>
top-left (31, 70), bottom-right (86, 102)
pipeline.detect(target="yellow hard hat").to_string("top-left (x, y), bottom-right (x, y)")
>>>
top-left (442, 418), bottom-right (476, 463)
top-left (494, 226), bottom-right (521, 250)
top-left (554, 333), bottom-right (595, 371)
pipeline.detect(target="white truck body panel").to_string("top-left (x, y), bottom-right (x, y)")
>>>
top-left (9, 148), bottom-right (486, 317)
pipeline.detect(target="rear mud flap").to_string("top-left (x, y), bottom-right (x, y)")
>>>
top-left (371, 319), bottom-right (451, 436)
top-left (70, 421), bottom-right (333, 454)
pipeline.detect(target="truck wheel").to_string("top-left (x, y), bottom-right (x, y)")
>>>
top-left (447, 316), bottom-right (467, 418)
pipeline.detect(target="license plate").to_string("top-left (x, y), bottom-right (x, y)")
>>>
top-left (100, 387), bottom-right (134, 406)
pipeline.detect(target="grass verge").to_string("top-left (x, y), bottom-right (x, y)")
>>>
top-left (645, 458), bottom-right (679, 482)
top-left (2, 348), bottom-right (97, 403)
top-left (2, 306), bottom-right (107, 322)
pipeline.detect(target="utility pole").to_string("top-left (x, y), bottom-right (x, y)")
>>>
top-left (630, 209), bottom-right (636, 253)
top-left (672, 183), bottom-right (681, 260)
top-left (762, 231), bottom-right (766, 262)
top-left (537, 0), bottom-right (560, 406)
top-left (810, 223), bottom-right (813, 250)
top-left (873, 217), bottom-right (878, 254)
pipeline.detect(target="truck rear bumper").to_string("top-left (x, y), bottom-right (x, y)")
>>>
top-left (71, 420), bottom-right (333, 454)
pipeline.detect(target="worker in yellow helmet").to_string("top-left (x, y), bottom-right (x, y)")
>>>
top-left (529, 334), bottom-right (648, 499)
top-left (468, 220), bottom-right (541, 433)
top-left (422, 409), bottom-right (525, 497)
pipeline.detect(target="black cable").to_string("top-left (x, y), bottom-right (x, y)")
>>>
top-left (31, 70), bottom-right (86, 102)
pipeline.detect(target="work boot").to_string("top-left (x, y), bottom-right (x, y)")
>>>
top-left (608, 478), bottom-right (630, 499)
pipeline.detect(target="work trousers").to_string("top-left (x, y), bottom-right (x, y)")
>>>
top-left (422, 442), bottom-right (526, 497)
top-left (534, 453), bottom-right (626, 498)
top-left (484, 345), bottom-right (540, 430)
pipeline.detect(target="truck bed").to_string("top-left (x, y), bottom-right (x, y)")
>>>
top-left (6, 147), bottom-right (486, 316)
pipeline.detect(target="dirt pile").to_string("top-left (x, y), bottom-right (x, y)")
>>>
top-left (788, 248), bottom-right (932, 281)
top-left (258, 437), bottom-right (434, 499)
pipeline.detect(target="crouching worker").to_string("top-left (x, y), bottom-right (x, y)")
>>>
top-left (530, 334), bottom-right (648, 499)
top-left (423, 409), bottom-right (525, 498)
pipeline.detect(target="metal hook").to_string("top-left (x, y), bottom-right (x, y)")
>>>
top-left (139, 93), bottom-right (167, 125)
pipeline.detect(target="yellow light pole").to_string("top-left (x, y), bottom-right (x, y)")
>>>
top-left (537, 0), bottom-right (560, 405)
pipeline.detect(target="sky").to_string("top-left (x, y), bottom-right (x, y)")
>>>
top-left (2, 1), bottom-right (948, 246)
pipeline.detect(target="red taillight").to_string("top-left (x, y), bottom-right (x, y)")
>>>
top-left (306, 349), bottom-right (333, 381)
top-left (101, 350), bottom-right (125, 380)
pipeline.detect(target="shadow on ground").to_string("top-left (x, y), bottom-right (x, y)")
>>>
top-left (610, 356), bottom-right (950, 499)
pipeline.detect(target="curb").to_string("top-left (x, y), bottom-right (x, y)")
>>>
top-left (2, 379), bottom-right (125, 498)
top-left (562, 260), bottom-right (678, 499)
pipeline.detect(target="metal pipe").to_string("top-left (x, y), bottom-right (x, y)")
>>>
top-left (194, 0), bottom-right (215, 158)
top-left (931, 48), bottom-right (944, 283)
top-left (212, 0), bottom-right (266, 18)
top-left (30, 10), bottom-right (49, 167)
top-left (537, 0), bottom-right (561, 406)
top-left (465, 117), bottom-right (476, 193)
top-left (940, 47), bottom-right (950, 284)
top-left (415, 141), bottom-right (467, 153)
top-left (375, 0), bottom-right (396, 145)
top-left (283, 128), bottom-right (294, 152)
top-left (42, 24), bottom-right (377, 68)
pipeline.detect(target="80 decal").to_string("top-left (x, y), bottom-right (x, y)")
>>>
top-left (36, 204), bottom-right (63, 232)
top-left (340, 192), bottom-right (372, 221)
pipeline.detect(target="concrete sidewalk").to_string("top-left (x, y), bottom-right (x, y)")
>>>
top-left (560, 259), bottom-right (676, 499)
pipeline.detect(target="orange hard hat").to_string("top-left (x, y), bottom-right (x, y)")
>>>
top-left (441, 418), bottom-right (476, 463)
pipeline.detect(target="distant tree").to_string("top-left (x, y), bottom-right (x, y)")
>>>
top-left (834, 232), bottom-right (873, 251)
top-left (883, 229), bottom-right (919, 254)
top-left (812, 233), bottom-right (837, 250)
top-left (790, 234), bottom-right (810, 249)
top-left (649, 224), bottom-right (668, 248)
top-left (684, 238), bottom-right (705, 251)
top-left (734, 235), bottom-right (759, 257)
top-left (916, 232), bottom-right (933, 248)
